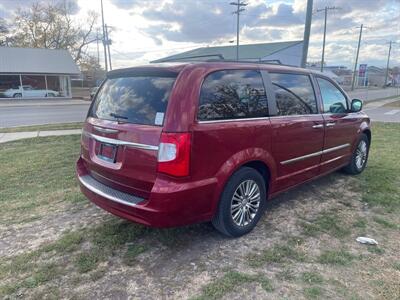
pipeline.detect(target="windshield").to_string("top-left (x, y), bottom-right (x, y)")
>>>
top-left (89, 75), bottom-right (176, 126)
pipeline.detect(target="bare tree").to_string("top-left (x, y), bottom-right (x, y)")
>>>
top-left (9, 1), bottom-right (99, 63)
top-left (0, 17), bottom-right (10, 46)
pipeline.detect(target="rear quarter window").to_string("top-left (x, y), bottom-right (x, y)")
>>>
top-left (198, 70), bottom-right (268, 121)
top-left (90, 76), bottom-right (176, 126)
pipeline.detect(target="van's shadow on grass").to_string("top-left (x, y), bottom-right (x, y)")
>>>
top-left (116, 172), bottom-right (347, 251)
top-left (105, 172), bottom-right (350, 280)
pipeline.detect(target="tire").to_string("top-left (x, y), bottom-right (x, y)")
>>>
top-left (13, 93), bottom-right (22, 98)
top-left (212, 167), bottom-right (266, 237)
top-left (343, 134), bottom-right (370, 175)
top-left (47, 93), bottom-right (55, 97)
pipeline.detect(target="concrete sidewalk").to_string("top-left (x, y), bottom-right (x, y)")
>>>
top-left (0, 129), bottom-right (82, 144)
top-left (0, 99), bottom-right (90, 108)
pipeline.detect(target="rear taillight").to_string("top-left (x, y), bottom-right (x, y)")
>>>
top-left (157, 132), bottom-right (191, 177)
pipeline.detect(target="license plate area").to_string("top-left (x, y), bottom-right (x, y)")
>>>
top-left (97, 142), bottom-right (117, 163)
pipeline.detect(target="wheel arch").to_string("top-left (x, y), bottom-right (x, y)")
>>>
top-left (241, 160), bottom-right (271, 195)
top-left (211, 148), bottom-right (276, 215)
top-left (362, 128), bottom-right (371, 145)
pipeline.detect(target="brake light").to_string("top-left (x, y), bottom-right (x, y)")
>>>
top-left (157, 132), bottom-right (191, 177)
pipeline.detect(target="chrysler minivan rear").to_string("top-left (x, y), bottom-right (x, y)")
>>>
top-left (76, 65), bottom-right (216, 227)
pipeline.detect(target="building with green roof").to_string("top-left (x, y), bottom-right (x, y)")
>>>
top-left (152, 40), bottom-right (303, 66)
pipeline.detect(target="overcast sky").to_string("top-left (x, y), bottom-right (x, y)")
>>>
top-left (1, 0), bottom-right (399, 69)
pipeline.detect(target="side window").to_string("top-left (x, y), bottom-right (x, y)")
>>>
top-left (269, 73), bottom-right (318, 116)
top-left (198, 70), bottom-right (268, 121)
top-left (317, 77), bottom-right (348, 114)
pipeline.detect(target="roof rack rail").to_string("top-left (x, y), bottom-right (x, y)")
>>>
top-left (159, 54), bottom-right (225, 62)
top-left (153, 54), bottom-right (298, 67)
top-left (205, 59), bottom-right (283, 65)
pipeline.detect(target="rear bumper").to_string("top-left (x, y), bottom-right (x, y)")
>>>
top-left (76, 157), bottom-right (217, 227)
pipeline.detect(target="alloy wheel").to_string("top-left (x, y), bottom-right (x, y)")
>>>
top-left (231, 179), bottom-right (261, 227)
top-left (355, 140), bottom-right (368, 170)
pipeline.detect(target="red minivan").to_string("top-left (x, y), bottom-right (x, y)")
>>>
top-left (76, 62), bottom-right (371, 237)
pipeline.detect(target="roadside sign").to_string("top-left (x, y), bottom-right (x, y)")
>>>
top-left (359, 64), bottom-right (367, 77)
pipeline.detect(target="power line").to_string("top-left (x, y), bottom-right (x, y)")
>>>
top-left (315, 6), bottom-right (341, 72)
top-left (230, 0), bottom-right (247, 61)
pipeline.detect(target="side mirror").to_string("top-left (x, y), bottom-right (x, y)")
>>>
top-left (351, 99), bottom-right (363, 112)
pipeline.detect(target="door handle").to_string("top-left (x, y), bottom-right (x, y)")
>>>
top-left (326, 122), bottom-right (336, 127)
top-left (312, 124), bottom-right (324, 129)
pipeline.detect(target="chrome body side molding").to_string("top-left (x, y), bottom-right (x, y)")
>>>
top-left (280, 143), bottom-right (350, 165)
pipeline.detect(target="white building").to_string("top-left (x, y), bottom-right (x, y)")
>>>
top-left (0, 47), bottom-right (80, 99)
top-left (152, 41), bottom-right (304, 67)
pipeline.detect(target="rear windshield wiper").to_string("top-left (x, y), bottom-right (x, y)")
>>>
top-left (110, 112), bottom-right (128, 122)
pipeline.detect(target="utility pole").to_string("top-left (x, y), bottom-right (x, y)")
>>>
top-left (230, 1), bottom-right (247, 61)
top-left (351, 24), bottom-right (364, 91)
top-left (96, 28), bottom-right (100, 65)
top-left (301, 0), bottom-right (313, 68)
top-left (384, 41), bottom-right (394, 88)
top-left (316, 6), bottom-right (340, 72)
top-left (100, 0), bottom-right (108, 72)
top-left (105, 24), bottom-right (112, 70)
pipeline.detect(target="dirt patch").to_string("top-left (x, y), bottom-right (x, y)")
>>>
top-left (2, 172), bottom-right (398, 299)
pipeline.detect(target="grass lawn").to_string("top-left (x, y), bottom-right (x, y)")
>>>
top-left (0, 123), bottom-right (399, 299)
top-left (0, 122), bottom-right (83, 133)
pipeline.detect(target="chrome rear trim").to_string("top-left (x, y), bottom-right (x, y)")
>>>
top-left (78, 174), bottom-right (144, 207)
top-left (93, 126), bottom-right (119, 134)
top-left (83, 131), bottom-right (159, 151)
top-left (281, 143), bottom-right (350, 165)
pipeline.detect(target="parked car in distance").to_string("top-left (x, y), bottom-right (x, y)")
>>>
top-left (90, 87), bottom-right (99, 100)
top-left (3, 85), bottom-right (60, 98)
top-left (76, 62), bottom-right (371, 237)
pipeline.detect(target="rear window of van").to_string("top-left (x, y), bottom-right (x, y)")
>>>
top-left (89, 75), bottom-right (176, 126)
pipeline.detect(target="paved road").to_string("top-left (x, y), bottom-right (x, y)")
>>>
top-left (0, 97), bottom-right (399, 128)
top-left (0, 104), bottom-right (90, 128)
top-left (364, 106), bottom-right (400, 123)
top-left (347, 87), bottom-right (400, 102)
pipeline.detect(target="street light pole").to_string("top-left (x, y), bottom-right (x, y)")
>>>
top-left (105, 24), bottom-right (112, 70)
top-left (301, 0), bottom-right (313, 68)
top-left (351, 24), bottom-right (363, 91)
top-left (100, 0), bottom-right (108, 72)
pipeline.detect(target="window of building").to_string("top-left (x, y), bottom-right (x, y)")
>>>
top-left (21, 75), bottom-right (47, 98)
top-left (0, 75), bottom-right (21, 98)
top-left (47, 75), bottom-right (70, 97)
top-left (198, 70), bottom-right (268, 121)
top-left (317, 77), bottom-right (348, 113)
top-left (269, 73), bottom-right (317, 116)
